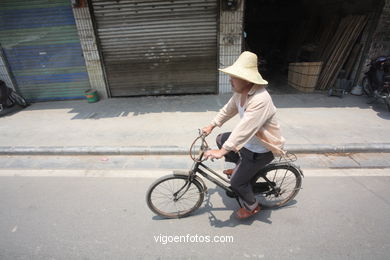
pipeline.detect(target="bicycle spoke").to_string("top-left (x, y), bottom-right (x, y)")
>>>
top-left (176, 186), bottom-right (196, 198)
top-left (153, 189), bottom-right (174, 200)
top-left (280, 187), bottom-right (301, 194)
top-left (151, 195), bottom-right (171, 200)
top-left (154, 198), bottom-right (175, 210)
top-left (278, 170), bottom-right (289, 187)
top-left (283, 181), bottom-right (297, 188)
top-left (177, 193), bottom-right (199, 200)
top-left (152, 189), bottom-right (172, 197)
top-left (277, 179), bottom-right (296, 187)
top-left (159, 182), bottom-right (174, 194)
top-left (175, 199), bottom-right (196, 209)
top-left (179, 188), bottom-right (199, 196)
top-left (176, 196), bottom-right (200, 205)
top-left (167, 178), bottom-right (174, 192)
top-left (254, 165), bottom-right (302, 208)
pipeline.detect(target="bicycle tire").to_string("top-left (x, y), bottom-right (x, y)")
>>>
top-left (362, 77), bottom-right (372, 97)
top-left (5, 96), bottom-right (15, 108)
top-left (10, 91), bottom-right (28, 107)
top-left (146, 174), bottom-right (204, 219)
top-left (252, 164), bottom-right (302, 209)
top-left (386, 94), bottom-right (390, 112)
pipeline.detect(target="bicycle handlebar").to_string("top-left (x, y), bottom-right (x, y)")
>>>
top-left (189, 130), bottom-right (210, 162)
top-left (190, 130), bottom-right (297, 163)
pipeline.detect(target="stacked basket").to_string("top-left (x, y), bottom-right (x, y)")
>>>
top-left (288, 62), bottom-right (323, 92)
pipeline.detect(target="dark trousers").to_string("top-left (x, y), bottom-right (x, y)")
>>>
top-left (216, 132), bottom-right (274, 206)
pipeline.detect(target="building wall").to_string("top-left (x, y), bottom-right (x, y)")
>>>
top-left (74, 0), bottom-right (243, 96)
top-left (364, 0), bottom-right (390, 73)
top-left (218, 0), bottom-right (244, 93)
top-left (71, 1), bottom-right (108, 98)
top-left (0, 0), bottom-right (91, 101)
top-left (0, 48), bottom-right (15, 90)
top-left (79, 0), bottom-right (244, 96)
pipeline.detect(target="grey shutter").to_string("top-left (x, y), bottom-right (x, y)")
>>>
top-left (0, 0), bottom-right (90, 101)
top-left (91, 0), bottom-right (218, 96)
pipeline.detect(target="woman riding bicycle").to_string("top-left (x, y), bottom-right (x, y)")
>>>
top-left (202, 51), bottom-right (285, 219)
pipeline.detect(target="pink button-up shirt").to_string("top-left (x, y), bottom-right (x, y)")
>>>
top-left (211, 85), bottom-right (286, 155)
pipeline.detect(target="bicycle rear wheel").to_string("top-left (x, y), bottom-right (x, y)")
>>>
top-left (385, 93), bottom-right (390, 112)
top-left (10, 91), bottom-right (28, 107)
top-left (362, 76), bottom-right (372, 96)
top-left (252, 164), bottom-right (302, 209)
top-left (4, 96), bottom-right (15, 108)
top-left (146, 174), bottom-right (204, 218)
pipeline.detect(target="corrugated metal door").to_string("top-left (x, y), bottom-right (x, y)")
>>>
top-left (91, 0), bottom-right (218, 96)
top-left (0, 0), bottom-right (90, 101)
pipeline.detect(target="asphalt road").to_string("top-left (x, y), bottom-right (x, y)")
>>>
top-left (1, 157), bottom-right (390, 259)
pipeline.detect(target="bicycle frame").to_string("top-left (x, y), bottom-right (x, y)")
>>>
top-left (173, 133), bottom-right (303, 206)
top-left (146, 133), bottom-right (304, 219)
top-left (175, 149), bottom-right (277, 208)
top-left (172, 155), bottom-right (234, 201)
top-left (188, 157), bottom-right (296, 196)
top-left (192, 158), bottom-right (233, 194)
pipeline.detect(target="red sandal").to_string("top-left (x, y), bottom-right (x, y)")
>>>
top-left (223, 168), bottom-right (234, 176)
top-left (236, 205), bottom-right (261, 219)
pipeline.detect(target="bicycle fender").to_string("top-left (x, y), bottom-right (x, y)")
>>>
top-left (296, 165), bottom-right (304, 177)
top-left (285, 163), bottom-right (304, 177)
top-left (285, 164), bottom-right (304, 177)
top-left (173, 170), bottom-right (208, 192)
top-left (260, 163), bottom-right (304, 178)
top-left (173, 170), bottom-right (190, 176)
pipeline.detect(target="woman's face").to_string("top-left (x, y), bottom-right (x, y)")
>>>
top-left (230, 76), bottom-right (250, 93)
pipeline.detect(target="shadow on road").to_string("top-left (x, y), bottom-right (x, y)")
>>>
top-left (199, 187), bottom-right (298, 228)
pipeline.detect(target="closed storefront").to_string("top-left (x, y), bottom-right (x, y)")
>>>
top-left (0, 0), bottom-right (90, 101)
top-left (90, 0), bottom-right (218, 97)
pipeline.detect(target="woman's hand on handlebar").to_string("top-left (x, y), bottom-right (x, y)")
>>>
top-left (202, 124), bottom-right (215, 136)
top-left (204, 148), bottom-right (228, 160)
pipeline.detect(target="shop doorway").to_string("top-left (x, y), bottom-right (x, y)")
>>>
top-left (244, 0), bottom-right (382, 94)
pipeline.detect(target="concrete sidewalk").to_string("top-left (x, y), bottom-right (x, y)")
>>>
top-left (0, 92), bottom-right (390, 155)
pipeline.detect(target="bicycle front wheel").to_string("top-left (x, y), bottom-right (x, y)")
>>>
top-left (146, 174), bottom-right (204, 219)
top-left (252, 164), bottom-right (302, 209)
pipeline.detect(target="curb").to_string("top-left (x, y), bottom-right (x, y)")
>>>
top-left (1, 143), bottom-right (390, 155)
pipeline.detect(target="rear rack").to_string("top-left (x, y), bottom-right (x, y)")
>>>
top-left (276, 151), bottom-right (298, 163)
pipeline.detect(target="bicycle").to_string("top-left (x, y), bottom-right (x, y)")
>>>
top-left (146, 131), bottom-right (304, 219)
top-left (0, 80), bottom-right (28, 112)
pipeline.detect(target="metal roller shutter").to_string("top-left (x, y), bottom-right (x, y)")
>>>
top-left (0, 0), bottom-right (90, 102)
top-left (90, 0), bottom-right (218, 96)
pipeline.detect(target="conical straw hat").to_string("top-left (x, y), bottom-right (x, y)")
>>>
top-left (219, 51), bottom-right (268, 85)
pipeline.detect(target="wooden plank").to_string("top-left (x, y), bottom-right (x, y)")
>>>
top-left (317, 16), bottom-right (351, 89)
top-left (344, 43), bottom-right (363, 79)
top-left (326, 16), bottom-right (367, 89)
top-left (317, 15), bottom-right (367, 90)
top-left (320, 16), bottom-right (357, 89)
